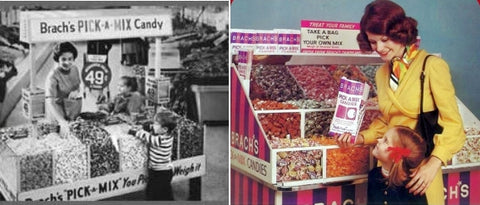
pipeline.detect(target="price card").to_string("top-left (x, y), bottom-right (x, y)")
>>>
top-left (237, 49), bottom-right (253, 80)
top-left (82, 54), bottom-right (111, 90)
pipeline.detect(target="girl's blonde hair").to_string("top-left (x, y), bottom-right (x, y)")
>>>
top-left (388, 125), bottom-right (427, 187)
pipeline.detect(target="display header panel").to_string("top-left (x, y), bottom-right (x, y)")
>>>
top-left (20, 9), bottom-right (173, 43)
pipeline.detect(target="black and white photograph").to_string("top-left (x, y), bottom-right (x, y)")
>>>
top-left (0, 1), bottom-right (228, 203)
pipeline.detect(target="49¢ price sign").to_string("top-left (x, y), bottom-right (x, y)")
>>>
top-left (82, 61), bottom-right (111, 90)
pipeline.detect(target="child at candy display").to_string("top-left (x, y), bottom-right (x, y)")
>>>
top-left (127, 107), bottom-right (179, 200)
top-left (98, 75), bottom-right (145, 115)
top-left (368, 125), bottom-right (427, 205)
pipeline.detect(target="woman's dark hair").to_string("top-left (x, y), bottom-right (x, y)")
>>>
top-left (120, 76), bottom-right (138, 92)
top-left (357, 0), bottom-right (418, 52)
top-left (53, 42), bottom-right (78, 62)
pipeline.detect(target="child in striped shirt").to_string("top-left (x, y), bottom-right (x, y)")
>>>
top-left (128, 107), bottom-right (179, 200)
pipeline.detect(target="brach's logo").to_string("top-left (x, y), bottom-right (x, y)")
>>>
top-left (444, 182), bottom-right (469, 201)
top-left (231, 131), bottom-right (259, 155)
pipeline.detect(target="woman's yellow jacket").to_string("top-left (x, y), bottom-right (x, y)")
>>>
top-left (360, 50), bottom-right (466, 166)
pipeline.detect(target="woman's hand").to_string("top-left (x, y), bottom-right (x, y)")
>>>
top-left (406, 156), bottom-right (442, 195)
top-left (58, 119), bottom-right (70, 138)
top-left (335, 132), bottom-right (364, 148)
top-left (68, 90), bottom-right (81, 99)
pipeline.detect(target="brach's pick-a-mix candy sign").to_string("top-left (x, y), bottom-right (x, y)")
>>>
top-left (20, 10), bottom-right (172, 43)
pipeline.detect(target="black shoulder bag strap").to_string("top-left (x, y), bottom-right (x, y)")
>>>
top-left (418, 54), bottom-right (444, 157)
top-left (419, 55), bottom-right (432, 115)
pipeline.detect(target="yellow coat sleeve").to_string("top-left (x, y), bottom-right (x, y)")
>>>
top-left (426, 56), bottom-right (466, 165)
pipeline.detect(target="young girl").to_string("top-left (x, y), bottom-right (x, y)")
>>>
top-left (368, 125), bottom-right (428, 205)
top-left (98, 76), bottom-right (144, 115)
top-left (128, 107), bottom-right (179, 200)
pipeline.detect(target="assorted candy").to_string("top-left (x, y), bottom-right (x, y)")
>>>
top-left (252, 64), bottom-right (378, 182)
top-left (118, 136), bottom-right (148, 171)
top-left (276, 149), bottom-right (323, 182)
top-left (0, 114), bottom-right (204, 193)
top-left (251, 65), bottom-right (306, 102)
top-left (20, 152), bottom-right (53, 192)
top-left (326, 146), bottom-right (370, 177)
top-left (176, 117), bottom-right (204, 158)
top-left (252, 99), bottom-right (299, 110)
top-left (305, 111), bottom-right (334, 137)
top-left (454, 136), bottom-right (480, 164)
top-left (69, 120), bottom-right (120, 178)
top-left (258, 112), bottom-right (301, 139)
top-left (288, 65), bottom-right (338, 103)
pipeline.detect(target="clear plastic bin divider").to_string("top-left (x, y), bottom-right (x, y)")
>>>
top-left (300, 110), bottom-right (305, 139)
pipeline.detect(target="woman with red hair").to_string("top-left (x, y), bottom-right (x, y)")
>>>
top-left (336, 1), bottom-right (466, 204)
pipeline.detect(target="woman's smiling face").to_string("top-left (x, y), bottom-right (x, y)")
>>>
top-left (366, 32), bottom-right (406, 63)
top-left (58, 52), bottom-right (75, 71)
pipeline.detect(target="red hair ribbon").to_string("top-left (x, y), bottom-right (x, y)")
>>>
top-left (387, 146), bottom-right (411, 163)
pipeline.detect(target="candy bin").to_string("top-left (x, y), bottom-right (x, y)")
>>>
top-left (0, 135), bottom-right (54, 198)
top-left (304, 110), bottom-right (334, 138)
top-left (257, 111), bottom-right (301, 140)
top-left (176, 117), bottom-right (204, 159)
top-left (452, 135), bottom-right (480, 165)
top-left (69, 120), bottom-right (120, 178)
top-left (326, 146), bottom-right (371, 178)
top-left (252, 99), bottom-right (299, 111)
top-left (288, 65), bottom-right (338, 104)
top-left (273, 145), bottom-right (373, 187)
top-left (103, 124), bottom-right (149, 172)
top-left (118, 135), bottom-right (148, 171)
top-left (232, 63), bottom-right (376, 187)
top-left (19, 152), bottom-right (53, 192)
top-left (250, 64), bottom-right (306, 102)
top-left (43, 133), bottom-right (88, 185)
top-left (276, 148), bottom-right (323, 183)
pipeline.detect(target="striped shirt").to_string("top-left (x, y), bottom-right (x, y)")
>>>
top-left (133, 129), bottom-right (173, 171)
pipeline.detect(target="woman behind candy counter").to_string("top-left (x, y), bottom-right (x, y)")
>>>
top-left (45, 42), bottom-right (82, 132)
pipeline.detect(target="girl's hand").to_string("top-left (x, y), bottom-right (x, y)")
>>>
top-left (406, 156), bottom-right (442, 195)
top-left (335, 133), bottom-right (364, 148)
